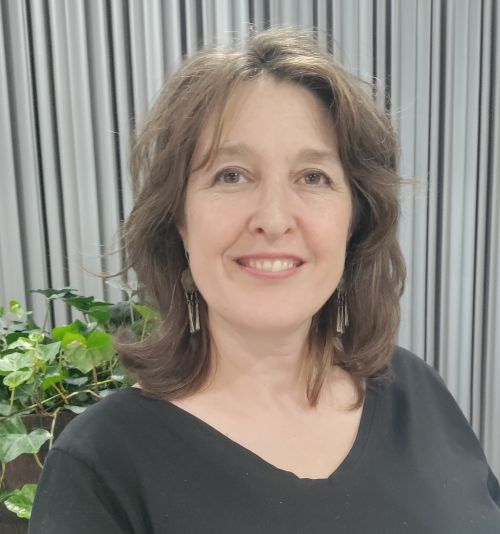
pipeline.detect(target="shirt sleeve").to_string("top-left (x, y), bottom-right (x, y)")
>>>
top-left (28, 447), bottom-right (133, 534)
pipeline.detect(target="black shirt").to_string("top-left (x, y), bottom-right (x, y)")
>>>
top-left (28, 346), bottom-right (500, 533)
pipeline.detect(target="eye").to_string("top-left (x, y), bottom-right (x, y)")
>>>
top-left (214, 168), bottom-right (247, 185)
top-left (301, 171), bottom-right (332, 187)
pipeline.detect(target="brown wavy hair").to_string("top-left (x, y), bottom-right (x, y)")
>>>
top-left (120, 27), bottom-right (406, 410)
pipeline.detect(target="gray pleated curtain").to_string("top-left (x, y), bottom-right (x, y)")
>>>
top-left (0, 0), bottom-right (499, 476)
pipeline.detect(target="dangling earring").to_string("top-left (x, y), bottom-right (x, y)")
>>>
top-left (336, 278), bottom-right (349, 335)
top-left (181, 251), bottom-right (200, 333)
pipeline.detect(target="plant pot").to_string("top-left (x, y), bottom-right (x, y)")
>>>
top-left (1, 411), bottom-right (77, 533)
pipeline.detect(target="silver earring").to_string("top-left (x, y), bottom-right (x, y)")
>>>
top-left (336, 279), bottom-right (349, 335)
top-left (181, 252), bottom-right (200, 333)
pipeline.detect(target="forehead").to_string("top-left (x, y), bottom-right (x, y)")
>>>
top-left (191, 78), bottom-right (338, 169)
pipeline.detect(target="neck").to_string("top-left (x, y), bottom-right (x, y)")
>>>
top-left (202, 311), bottom-right (315, 411)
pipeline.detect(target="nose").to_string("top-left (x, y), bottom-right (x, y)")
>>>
top-left (248, 178), bottom-right (297, 239)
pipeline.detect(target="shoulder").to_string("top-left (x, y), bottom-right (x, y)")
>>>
top-left (381, 345), bottom-right (461, 406)
top-left (367, 346), bottom-right (444, 399)
top-left (389, 345), bottom-right (440, 378)
top-left (52, 388), bottom-right (150, 465)
top-left (384, 345), bottom-right (447, 391)
top-left (389, 344), bottom-right (431, 369)
top-left (379, 345), bottom-right (472, 431)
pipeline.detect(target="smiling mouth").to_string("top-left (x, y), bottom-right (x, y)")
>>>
top-left (236, 258), bottom-right (302, 272)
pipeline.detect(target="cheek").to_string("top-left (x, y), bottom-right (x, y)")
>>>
top-left (184, 197), bottom-right (244, 257)
top-left (335, 196), bottom-right (353, 237)
top-left (312, 200), bottom-right (352, 237)
top-left (307, 210), bottom-right (352, 267)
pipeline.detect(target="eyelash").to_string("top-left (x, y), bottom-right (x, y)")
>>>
top-left (214, 169), bottom-right (246, 185)
top-left (302, 172), bottom-right (333, 187)
top-left (213, 168), bottom-right (333, 187)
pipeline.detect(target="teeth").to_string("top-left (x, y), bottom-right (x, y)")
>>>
top-left (242, 259), bottom-right (297, 272)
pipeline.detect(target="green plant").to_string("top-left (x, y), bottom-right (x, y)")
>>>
top-left (0, 282), bottom-right (158, 520)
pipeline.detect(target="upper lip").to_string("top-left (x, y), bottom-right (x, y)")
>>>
top-left (235, 254), bottom-right (305, 265)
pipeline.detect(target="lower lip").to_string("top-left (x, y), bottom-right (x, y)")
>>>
top-left (234, 261), bottom-right (303, 280)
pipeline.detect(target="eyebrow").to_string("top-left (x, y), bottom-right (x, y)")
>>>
top-left (209, 143), bottom-right (341, 165)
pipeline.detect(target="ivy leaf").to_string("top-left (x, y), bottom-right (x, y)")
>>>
top-left (63, 331), bottom-right (114, 374)
top-left (63, 376), bottom-right (88, 386)
top-left (87, 304), bottom-right (111, 325)
top-left (0, 415), bottom-right (26, 435)
top-left (105, 278), bottom-right (137, 299)
top-left (87, 330), bottom-right (114, 364)
top-left (64, 405), bottom-right (87, 414)
top-left (87, 330), bottom-right (112, 350)
top-left (41, 371), bottom-right (63, 391)
top-left (4, 331), bottom-right (31, 345)
top-left (7, 337), bottom-right (34, 350)
top-left (0, 402), bottom-right (12, 416)
top-left (0, 417), bottom-right (51, 463)
top-left (133, 304), bottom-right (158, 322)
top-left (31, 288), bottom-right (77, 299)
top-left (111, 374), bottom-right (126, 382)
top-left (51, 322), bottom-right (81, 342)
top-left (0, 305), bottom-right (4, 318)
top-left (64, 295), bottom-right (95, 312)
top-left (111, 363), bottom-right (134, 386)
top-left (14, 381), bottom-right (37, 400)
top-left (98, 389), bottom-right (115, 399)
top-left (28, 331), bottom-right (45, 344)
top-left (51, 325), bottom-right (71, 342)
top-left (61, 332), bottom-right (87, 347)
top-left (37, 342), bottom-right (61, 363)
top-left (63, 341), bottom-right (89, 373)
top-left (9, 300), bottom-right (25, 319)
top-left (0, 352), bottom-right (34, 373)
top-left (4, 484), bottom-right (37, 519)
top-left (3, 369), bottom-right (34, 389)
top-left (0, 487), bottom-right (15, 504)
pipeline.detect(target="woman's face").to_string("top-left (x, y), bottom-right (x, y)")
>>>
top-left (178, 78), bottom-right (352, 335)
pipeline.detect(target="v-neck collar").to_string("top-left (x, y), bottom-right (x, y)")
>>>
top-left (129, 379), bottom-right (378, 488)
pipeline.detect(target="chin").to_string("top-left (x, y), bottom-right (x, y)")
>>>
top-left (231, 313), bottom-right (312, 334)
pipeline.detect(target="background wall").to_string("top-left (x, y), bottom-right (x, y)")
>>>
top-left (0, 0), bottom-right (499, 475)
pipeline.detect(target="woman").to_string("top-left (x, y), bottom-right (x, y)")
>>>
top-left (29, 28), bottom-right (500, 533)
